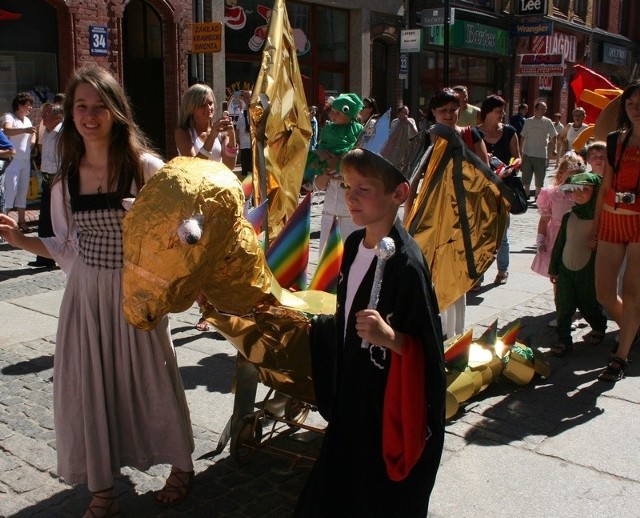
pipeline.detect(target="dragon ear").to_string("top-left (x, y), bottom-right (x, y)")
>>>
top-left (122, 197), bottom-right (135, 211)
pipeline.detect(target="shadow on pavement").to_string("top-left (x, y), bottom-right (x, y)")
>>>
top-left (1, 354), bottom-right (54, 375)
top-left (179, 353), bottom-right (236, 394)
top-left (11, 432), bottom-right (319, 518)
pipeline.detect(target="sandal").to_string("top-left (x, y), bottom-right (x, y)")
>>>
top-left (18, 221), bottom-right (29, 233)
top-left (549, 342), bottom-right (572, 357)
top-left (598, 356), bottom-right (630, 382)
top-left (155, 468), bottom-right (194, 507)
top-left (586, 330), bottom-right (606, 345)
top-left (83, 487), bottom-right (121, 518)
top-left (494, 271), bottom-right (509, 285)
top-left (195, 317), bottom-right (210, 332)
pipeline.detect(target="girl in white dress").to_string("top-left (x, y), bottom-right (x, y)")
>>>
top-left (0, 65), bottom-right (194, 517)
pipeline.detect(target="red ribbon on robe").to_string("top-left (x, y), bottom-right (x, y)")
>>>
top-left (382, 334), bottom-right (427, 481)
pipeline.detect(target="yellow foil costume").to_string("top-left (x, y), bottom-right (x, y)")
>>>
top-left (122, 157), bottom-right (332, 402)
top-left (405, 124), bottom-right (512, 311)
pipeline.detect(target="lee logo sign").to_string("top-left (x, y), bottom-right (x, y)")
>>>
top-left (516, 0), bottom-right (548, 16)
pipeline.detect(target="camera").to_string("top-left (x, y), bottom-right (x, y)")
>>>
top-left (615, 192), bottom-right (636, 204)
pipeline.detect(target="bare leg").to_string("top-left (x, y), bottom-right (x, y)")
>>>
top-left (594, 241), bottom-right (626, 325)
top-left (612, 243), bottom-right (640, 360)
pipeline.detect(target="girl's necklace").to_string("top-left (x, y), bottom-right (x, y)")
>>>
top-left (86, 165), bottom-right (108, 194)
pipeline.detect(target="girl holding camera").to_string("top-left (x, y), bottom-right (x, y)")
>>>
top-left (590, 81), bottom-right (640, 382)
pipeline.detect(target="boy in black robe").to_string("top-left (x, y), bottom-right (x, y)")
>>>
top-left (295, 145), bottom-right (446, 517)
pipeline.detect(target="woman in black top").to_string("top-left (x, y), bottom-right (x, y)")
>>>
top-left (478, 94), bottom-right (521, 284)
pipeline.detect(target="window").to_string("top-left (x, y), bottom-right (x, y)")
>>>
top-left (619, 0), bottom-right (630, 36)
top-left (595, 0), bottom-right (610, 30)
top-left (554, 0), bottom-right (570, 15)
top-left (573, 0), bottom-right (587, 20)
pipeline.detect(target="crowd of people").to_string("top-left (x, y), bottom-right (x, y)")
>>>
top-left (1, 64), bottom-right (639, 516)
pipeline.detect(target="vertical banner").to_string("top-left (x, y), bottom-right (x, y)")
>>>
top-left (251, 0), bottom-right (312, 240)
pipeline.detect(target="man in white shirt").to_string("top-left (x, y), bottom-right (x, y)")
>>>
top-left (520, 101), bottom-right (557, 199)
top-left (29, 102), bottom-right (62, 268)
top-left (390, 105), bottom-right (418, 134)
top-left (453, 85), bottom-right (481, 126)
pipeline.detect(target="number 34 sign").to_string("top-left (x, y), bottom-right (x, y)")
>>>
top-left (90, 26), bottom-right (109, 57)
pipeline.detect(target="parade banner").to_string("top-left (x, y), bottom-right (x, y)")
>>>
top-left (251, 0), bottom-right (312, 240)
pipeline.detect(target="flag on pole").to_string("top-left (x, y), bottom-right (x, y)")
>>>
top-left (251, 0), bottom-right (312, 241)
top-left (265, 194), bottom-right (311, 289)
top-left (308, 217), bottom-right (343, 294)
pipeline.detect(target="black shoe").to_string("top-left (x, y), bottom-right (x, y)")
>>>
top-left (27, 259), bottom-right (56, 268)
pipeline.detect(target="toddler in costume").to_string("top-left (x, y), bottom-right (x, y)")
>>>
top-left (531, 152), bottom-right (584, 277)
top-left (303, 93), bottom-right (364, 183)
top-left (548, 172), bottom-right (607, 356)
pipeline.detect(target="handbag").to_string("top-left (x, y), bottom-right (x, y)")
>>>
top-left (501, 172), bottom-right (528, 215)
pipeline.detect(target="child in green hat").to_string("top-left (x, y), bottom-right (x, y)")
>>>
top-left (549, 172), bottom-right (607, 356)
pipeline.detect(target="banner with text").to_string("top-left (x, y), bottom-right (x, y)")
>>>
top-left (517, 53), bottom-right (564, 76)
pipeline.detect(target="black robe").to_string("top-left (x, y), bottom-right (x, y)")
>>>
top-left (296, 219), bottom-right (446, 517)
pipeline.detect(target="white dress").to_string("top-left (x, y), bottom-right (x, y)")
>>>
top-left (43, 154), bottom-right (194, 491)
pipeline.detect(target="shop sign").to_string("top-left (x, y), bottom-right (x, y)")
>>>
top-left (511, 20), bottom-right (553, 37)
top-left (517, 53), bottom-right (564, 76)
top-left (539, 75), bottom-right (553, 91)
top-left (425, 21), bottom-right (510, 56)
top-left (89, 26), bottom-right (108, 57)
top-left (419, 7), bottom-right (454, 27)
top-left (192, 22), bottom-right (222, 53)
top-left (399, 53), bottom-right (408, 80)
top-left (602, 43), bottom-right (628, 66)
top-left (537, 33), bottom-right (576, 63)
top-left (455, 21), bottom-right (509, 55)
top-left (515, 0), bottom-right (548, 16)
top-left (400, 29), bottom-right (423, 53)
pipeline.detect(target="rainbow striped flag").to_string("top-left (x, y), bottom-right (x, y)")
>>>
top-left (266, 193), bottom-right (310, 289)
top-left (308, 217), bottom-right (343, 293)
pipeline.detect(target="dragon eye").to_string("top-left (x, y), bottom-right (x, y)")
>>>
top-left (341, 105), bottom-right (350, 114)
top-left (177, 216), bottom-right (203, 245)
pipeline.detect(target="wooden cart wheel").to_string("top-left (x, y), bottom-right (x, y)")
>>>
top-left (230, 413), bottom-right (263, 464)
top-left (284, 398), bottom-right (310, 427)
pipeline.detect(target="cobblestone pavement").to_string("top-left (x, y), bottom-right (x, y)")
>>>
top-left (1, 175), bottom-right (639, 517)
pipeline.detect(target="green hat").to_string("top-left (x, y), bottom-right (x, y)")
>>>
top-left (331, 93), bottom-right (364, 121)
top-left (561, 171), bottom-right (601, 191)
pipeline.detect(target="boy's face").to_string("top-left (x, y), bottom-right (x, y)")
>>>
top-left (341, 168), bottom-right (407, 229)
top-left (569, 185), bottom-right (594, 205)
top-left (587, 150), bottom-right (606, 174)
top-left (331, 108), bottom-right (351, 125)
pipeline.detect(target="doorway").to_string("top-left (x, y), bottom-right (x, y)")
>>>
top-left (123, 0), bottom-right (166, 154)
